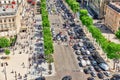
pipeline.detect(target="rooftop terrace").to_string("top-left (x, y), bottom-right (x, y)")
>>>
top-left (0, 4), bottom-right (18, 16)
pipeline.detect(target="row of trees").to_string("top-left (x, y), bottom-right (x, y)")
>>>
top-left (41, 0), bottom-right (54, 56)
top-left (79, 9), bottom-right (120, 59)
top-left (65, 0), bottom-right (120, 59)
top-left (41, 0), bottom-right (54, 74)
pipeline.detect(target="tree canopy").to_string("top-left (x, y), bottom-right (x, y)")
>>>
top-left (0, 37), bottom-right (10, 48)
top-left (5, 49), bottom-right (10, 55)
top-left (41, 0), bottom-right (54, 55)
top-left (115, 30), bottom-right (120, 39)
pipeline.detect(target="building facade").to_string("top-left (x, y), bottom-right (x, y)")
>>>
top-left (0, 0), bottom-right (26, 37)
top-left (87, 0), bottom-right (120, 19)
top-left (105, 2), bottom-right (120, 33)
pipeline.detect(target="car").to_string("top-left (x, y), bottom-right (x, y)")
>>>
top-left (88, 66), bottom-right (94, 71)
top-left (78, 42), bottom-right (83, 47)
top-left (111, 74), bottom-right (120, 80)
top-left (103, 78), bottom-right (110, 80)
top-left (91, 60), bottom-right (97, 66)
top-left (99, 63), bottom-right (109, 71)
top-left (0, 48), bottom-right (4, 53)
top-left (86, 50), bottom-right (90, 55)
top-left (103, 71), bottom-right (110, 77)
top-left (84, 68), bottom-right (91, 74)
top-left (90, 71), bottom-right (97, 77)
top-left (72, 44), bottom-right (79, 50)
top-left (88, 56), bottom-right (94, 60)
top-left (97, 72), bottom-right (104, 79)
top-left (83, 55), bottom-right (88, 60)
top-left (94, 66), bottom-right (101, 72)
top-left (75, 50), bottom-right (81, 55)
top-left (86, 60), bottom-right (91, 66)
top-left (80, 59), bottom-right (87, 67)
top-left (80, 47), bottom-right (86, 52)
top-left (87, 77), bottom-right (95, 80)
top-left (35, 77), bottom-right (45, 80)
top-left (77, 56), bottom-right (83, 61)
top-left (81, 52), bottom-right (86, 55)
top-left (62, 76), bottom-right (72, 80)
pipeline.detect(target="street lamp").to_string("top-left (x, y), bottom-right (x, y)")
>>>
top-left (1, 62), bottom-right (8, 80)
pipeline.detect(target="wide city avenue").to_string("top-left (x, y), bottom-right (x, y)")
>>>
top-left (0, 0), bottom-right (120, 80)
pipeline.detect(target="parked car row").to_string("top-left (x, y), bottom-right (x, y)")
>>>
top-left (54, 0), bottom-right (111, 80)
top-left (33, 15), bottom-right (45, 65)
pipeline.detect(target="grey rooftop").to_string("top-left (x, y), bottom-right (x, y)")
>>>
top-left (0, 4), bottom-right (18, 16)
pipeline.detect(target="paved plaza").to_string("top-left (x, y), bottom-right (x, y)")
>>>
top-left (0, 3), bottom-right (54, 80)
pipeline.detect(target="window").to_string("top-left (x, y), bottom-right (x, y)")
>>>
top-left (0, 20), bottom-right (1, 23)
top-left (4, 19), bottom-right (6, 22)
top-left (9, 19), bottom-right (11, 22)
top-left (12, 18), bottom-right (14, 22)
top-left (1, 25), bottom-right (3, 28)
top-left (4, 1), bottom-right (6, 4)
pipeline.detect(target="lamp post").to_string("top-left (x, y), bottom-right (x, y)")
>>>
top-left (1, 62), bottom-right (8, 80)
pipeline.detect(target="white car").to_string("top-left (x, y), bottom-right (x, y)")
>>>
top-left (86, 50), bottom-right (90, 55)
top-left (75, 50), bottom-right (81, 55)
top-left (78, 42), bottom-right (83, 47)
top-left (86, 60), bottom-right (91, 66)
top-left (80, 59), bottom-right (87, 67)
top-left (99, 63), bottom-right (109, 71)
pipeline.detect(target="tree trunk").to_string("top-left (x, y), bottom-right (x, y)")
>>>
top-left (48, 63), bottom-right (52, 74)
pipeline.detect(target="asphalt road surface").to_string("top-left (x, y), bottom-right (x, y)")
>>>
top-left (46, 1), bottom-right (88, 80)
top-left (46, 44), bottom-right (88, 80)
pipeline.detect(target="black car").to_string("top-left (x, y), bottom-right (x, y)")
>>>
top-left (111, 74), bottom-right (120, 80)
top-left (84, 68), bottom-right (91, 74)
top-left (35, 77), bottom-right (45, 80)
top-left (88, 56), bottom-right (94, 60)
top-left (90, 71), bottom-right (97, 77)
top-left (97, 72), bottom-right (104, 79)
top-left (87, 77), bottom-right (95, 80)
top-left (94, 66), bottom-right (101, 72)
top-left (62, 76), bottom-right (72, 80)
top-left (72, 44), bottom-right (79, 50)
top-left (91, 60), bottom-right (97, 66)
top-left (103, 71), bottom-right (110, 77)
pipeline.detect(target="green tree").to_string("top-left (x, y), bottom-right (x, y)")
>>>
top-left (71, 2), bottom-right (80, 13)
top-left (5, 49), bottom-right (10, 55)
top-left (0, 37), bottom-right (10, 48)
top-left (115, 30), bottom-right (120, 39)
top-left (81, 16), bottom-right (93, 26)
top-left (80, 9), bottom-right (88, 17)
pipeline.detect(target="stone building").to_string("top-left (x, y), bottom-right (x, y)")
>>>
top-left (87, 0), bottom-right (120, 19)
top-left (105, 2), bottom-right (120, 33)
top-left (0, 0), bottom-right (26, 37)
